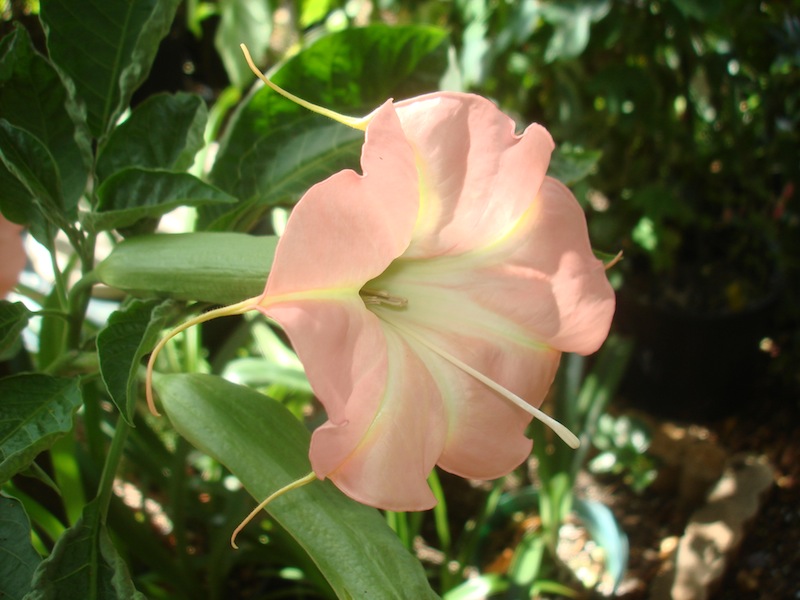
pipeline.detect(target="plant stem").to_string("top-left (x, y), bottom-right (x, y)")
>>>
top-left (96, 416), bottom-right (131, 525)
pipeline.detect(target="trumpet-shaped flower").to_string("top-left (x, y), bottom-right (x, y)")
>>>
top-left (253, 94), bottom-right (613, 510)
top-left (147, 51), bottom-right (615, 515)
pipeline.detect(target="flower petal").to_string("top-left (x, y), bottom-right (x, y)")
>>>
top-left (309, 326), bottom-right (447, 511)
top-left (393, 92), bottom-right (554, 259)
top-left (472, 176), bottom-right (615, 355)
top-left (400, 326), bottom-right (561, 480)
top-left (263, 100), bottom-right (418, 297)
top-left (259, 298), bottom-right (386, 425)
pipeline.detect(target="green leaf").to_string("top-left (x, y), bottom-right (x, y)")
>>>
top-left (222, 357), bottom-right (313, 394)
top-left (94, 232), bottom-right (276, 304)
top-left (0, 374), bottom-right (81, 485)
top-left (669, 0), bottom-right (722, 21)
top-left (0, 301), bottom-right (31, 360)
top-left (215, 0), bottom-right (273, 89)
top-left (96, 92), bottom-right (208, 181)
top-left (0, 26), bottom-right (89, 211)
top-left (87, 169), bottom-right (237, 232)
top-left (155, 373), bottom-right (438, 600)
top-left (40, 0), bottom-right (182, 139)
top-left (0, 119), bottom-right (66, 222)
top-left (547, 145), bottom-right (602, 185)
top-left (97, 299), bottom-right (178, 423)
top-left (24, 499), bottom-right (146, 600)
top-left (203, 24), bottom-right (449, 230)
top-left (0, 494), bottom-right (42, 600)
top-left (541, 0), bottom-right (610, 63)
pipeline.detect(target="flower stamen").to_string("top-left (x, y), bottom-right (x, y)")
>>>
top-left (360, 289), bottom-right (409, 308)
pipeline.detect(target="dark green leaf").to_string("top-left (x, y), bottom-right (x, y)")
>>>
top-left (0, 26), bottom-right (89, 211)
top-left (24, 499), bottom-right (146, 600)
top-left (0, 119), bottom-right (66, 222)
top-left (87, 169), bottom-right (237, 232)
top-left (96, 92), bottom-right (208, 181)
top-left (94, 232), bottom-right (276, 305)
top-left (98, 299), bottom-right (178, 423)
top-left (203, 24), bottom-right (449, 230)
top-left (40, 0), bottom-right (182, 139)
top-left (0, 374), bottom-right (81, 485)
top-left (669, 0), bottom-right (722, 21)
top-left (0, 494), bottom-right (42, 600)
top-left (215, 0), bottom-right (273, 89)
top-left (0, 301), bottom-right (31, 360)
top-left (155, 373), bottom-right (438, 600)
top-left (0, 165), bottom-right (36, 226)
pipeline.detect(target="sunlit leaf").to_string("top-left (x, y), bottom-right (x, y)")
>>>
top-left (155, 373), bottom-right (438, 599)
top-left (94, 232), bottom-right (276, 304)
top-left (96, 92), bottom-right (208, 181)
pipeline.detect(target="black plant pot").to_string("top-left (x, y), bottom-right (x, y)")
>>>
top-left (614, 226), bottom-right (781, 420)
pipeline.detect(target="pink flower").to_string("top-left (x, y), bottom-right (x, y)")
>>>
top-left (252, 93), bottom-right (613, 510)
top-left (0, 214), bottom-right (25, 299)
top-left (148, 57), bottom-right (615, 513)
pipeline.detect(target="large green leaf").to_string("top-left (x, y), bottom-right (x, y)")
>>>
top-left (86, 169), bottom-right (237, 232)
top-left (94, 232), bottom-right (276, 304)
top-left (24, 499), bottom-right (145, 600)
top-left (0, 374), bottom-right (81, 485)
top-left (0, 301), bottom-right (31, 360)
top-left (0, 494), bottom-right (42, 600)
top-left (155, 373), bottom-right (438, 600)
top-left (96, 92), bottom-right (208, 181)
top-left (0, 119), bottom-right (67, 223)
top-left (39, 0), bottom-right (182, 139)
top-left (0, 26), bottom-right (89, 211)
top-left (202, 24), bottom-right (449, 230)
top-left (97, 299), bottom-right (177, 423)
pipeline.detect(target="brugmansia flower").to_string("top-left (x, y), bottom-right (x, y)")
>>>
top-left (0, 213), bottom-right (25, 299)
top-left (147, 46), bottom-right (615, 518)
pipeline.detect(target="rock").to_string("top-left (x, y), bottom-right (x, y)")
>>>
top-left (650, 453), bottom-right (774, 600)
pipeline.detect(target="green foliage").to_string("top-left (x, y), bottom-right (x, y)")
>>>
top-left (0, 5), bottom-right (463, 597)
top-left (0, 375), bottom-right (82, 485)
top-left (156, 373), bottom-right (438, 599)
top-left (589, 414), bottom-right (658, 493)
top-left (39, 0), bottom-right (182, 140)
top-left (204, 24), bottom-right (449, 230)
top-left (0, 494), bottom-right (42, 600)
